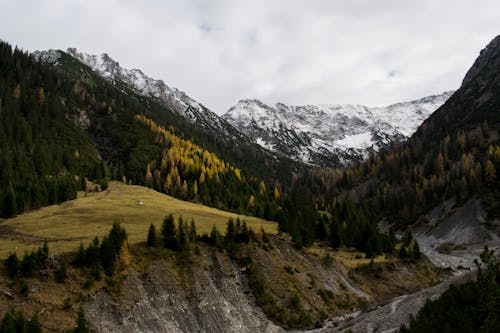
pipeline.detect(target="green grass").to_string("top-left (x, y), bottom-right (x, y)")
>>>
top-left (0, 181), bottom-right (277, 258)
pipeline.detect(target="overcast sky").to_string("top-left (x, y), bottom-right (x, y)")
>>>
top-left (1, 0), bottom-right (499, 114)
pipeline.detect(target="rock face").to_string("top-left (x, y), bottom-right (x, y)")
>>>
top-left (84, 236), bottom-right (440, 333)
top-left (223, 93), bottom-right (453, 167)
top-left (86, 248), bottom-right (283, 333)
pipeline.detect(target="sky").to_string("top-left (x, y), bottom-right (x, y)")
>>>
top-left (0, 0), bottom-right (499, 114)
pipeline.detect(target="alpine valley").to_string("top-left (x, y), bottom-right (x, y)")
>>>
top-left (0, 33), bottom-right (499, 333)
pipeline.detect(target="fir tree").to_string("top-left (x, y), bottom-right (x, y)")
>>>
top-left (27, 313), bottom-right (42, 333)
top-left (0, 311), bottom-right (15, 333)
top-left (5, 252), bottom-right (20, 278)
top-left (161, 214), bottom-right (177, 250)
top-left (74, 306), bottom-right (90, 333)
top-left (147, 224), bottom-right (157, 247)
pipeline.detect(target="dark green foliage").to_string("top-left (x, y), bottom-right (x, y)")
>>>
top-left (402, 229), bottom-right (413, 247)
top-left (158, 214), bottom-right (198, 252)
top-left (400, 246), bottom-right (500, 333)
top-left (146, 224), bottom-right (157, 247)
top-left (0, 310), bottom-right (41, 333)
top-left (72, 222), bottom-right (127, 276)
top-left (209, 225), bottom-right (220, 246)
top-left (188, 219), bottom-right (197, 243)
top-left (0, 43), bottom-right (100, 217)
top-left (99, 222), bottom-right (127, 276)
top-left (5, 253), bottom-right (20, 278)
top-left (13, 311), bottom-right (25, 333)
top-left (0, 311), bottom-right (15, 333)
top-left (178, 217), bottom-right (187, 249)
top-left (161, 214), bottom-right (178, 250)
top-left (4, 243), bottom-right (49, 279)
top-left (398, 229), bottom-right (421, 262)
top-left (74, 306), bottom-right (90, 333)
top-left (26, 314), bottom-right (42, 333)
top-left (278, 183), bottom-right (318, 248)
top-left (2, 186), bottom-right (17, 218)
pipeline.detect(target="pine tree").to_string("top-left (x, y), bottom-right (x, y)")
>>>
top-left (161, 214), bottom-right (177, 250)
top-left (0, 311), bottom-right (15, 333)
top-left (147, 224), bottom-right (157, 247)
top-left (27, 313), bottom-right (42, 333)
top-left (178, 217), bottom-right (186, 248)
top-left (2, 185), bottom-right (17, 218)
top-left (189, 219), bottom-right (197, 243)
top-left (5, 252), bottom-right (20, 278)
top-left (13, 311), bottom-right (25, 333)
top-left (74, 306), bottom-right (89, 333)
top-left (209, 225), bottom-right (219, 246)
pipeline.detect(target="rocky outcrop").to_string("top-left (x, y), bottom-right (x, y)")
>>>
top-left (86, 248), bottom-right (282, 333)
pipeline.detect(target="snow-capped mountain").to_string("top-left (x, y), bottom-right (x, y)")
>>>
top-left (33, 48), bottom-right (233, 136)
top-left (223, 92), bottom-right (454, 166)
top-left (33, 47), bottom-right (453, 168)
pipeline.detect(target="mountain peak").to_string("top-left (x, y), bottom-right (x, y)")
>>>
top-left (461, 34), bottom-right (500, 87)
top-left (35, 47), bottom-right (234, 134)
top-left (223, 92), bottom-right (454, 166)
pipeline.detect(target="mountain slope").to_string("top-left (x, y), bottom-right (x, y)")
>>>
top-left (0, 41), bottom-right (286, 219)
top-left (223, 92), bottom-right (453, 167)
top-left (299, 35), bottom-right (500, 245)
top-left (32, 48), bottom-right (301, 185)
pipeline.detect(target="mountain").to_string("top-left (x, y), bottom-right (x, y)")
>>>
top-left (297, 35), bottom-right (500, 248)
top-left (35, 48), bottom-right (453, 170)
top-left (34, 49), bottom-right (225, 132)
top-left (0, 41), bottom-right (290, 220)
top-left (223, 93), bottom-right (453, 167)
top-left (32, 48), bottom-right (300, 185)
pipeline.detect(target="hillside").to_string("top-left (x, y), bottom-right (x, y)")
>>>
top-left (292, 35), bottom-right (500, 250)
top-left (0, 207), bottom-right (439, 332)
top-left (223, 92), bottom-right (452, 167)
top-left (33, 47), bottom-right (301, 185)
top-left (0, 181), bottom-right (276, 258)
top-left (0, 41), bottom-right (287, 221)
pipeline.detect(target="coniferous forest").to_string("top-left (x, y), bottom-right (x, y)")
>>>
top-left (0, 41), bottom-right (283, 219)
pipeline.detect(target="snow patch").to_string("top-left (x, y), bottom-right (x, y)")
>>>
top-left (336, 132), bottom-right (374, 150)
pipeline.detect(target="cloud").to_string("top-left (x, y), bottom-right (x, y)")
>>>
top-left (0, 0), bottom-right (499, 113)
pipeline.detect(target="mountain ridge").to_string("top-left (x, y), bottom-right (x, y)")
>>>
top-left (32, 47), bottom-right (301, 184)
top-left (223, 91), bottom-right (454, 166)
top-left (34, 47), bottom-right (454, 168)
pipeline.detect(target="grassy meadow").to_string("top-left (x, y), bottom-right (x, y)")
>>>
top-left (0, 181), bottom-right (277, 258)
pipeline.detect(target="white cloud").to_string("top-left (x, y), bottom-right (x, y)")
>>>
top-left (0, 0), bottom-right (499, 113)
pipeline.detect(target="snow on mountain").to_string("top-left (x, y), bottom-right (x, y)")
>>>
top-left (33, 48), bottom-right (231, 135)
top-left (33, 47), bottom-right (453, 168)
top-left (223, 92), bottom-right (454, 166)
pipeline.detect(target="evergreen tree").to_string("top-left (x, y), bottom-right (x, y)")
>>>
top-left (147, 224), bottom-right (157, 247)
top-left (74, 306), bottom-right (90, 333)
top-left (188, 219), bottom-right (197, 243)
top-left (13, 311), bottom-right (25, 333)
top-left (161, 214), bottom-right (177, 250)
top-left (5, 252), bottom-right (20, 278)
top-left (2, 185), bottom-right (17, 218)
top-left (209, 225), bottom-right (220, 246)
top-left (0, 311), bottom-right (15, 333)
top-left (27, 313), bottom-right (42, 333)
top-left (178, 217), bottom-right (186, 249)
